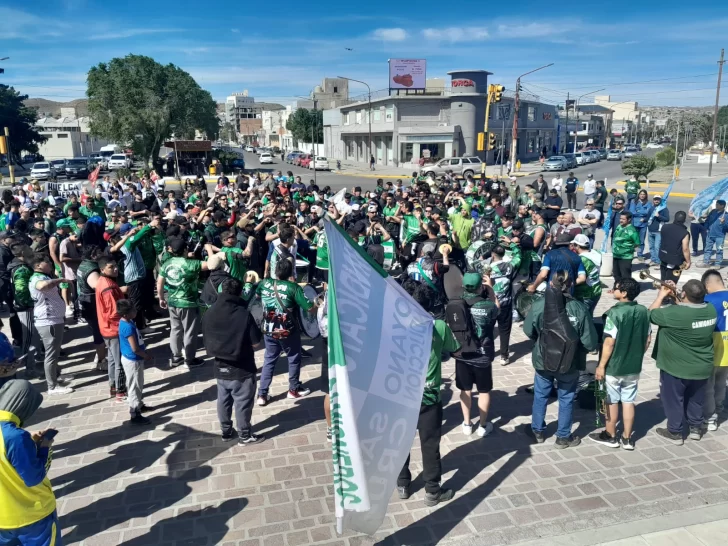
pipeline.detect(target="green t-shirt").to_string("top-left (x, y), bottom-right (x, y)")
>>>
top-left (602, 301), bottom-right (651, 376)
top-left (422, 320), bottom-right (460, 405)
top-left (160, 257), bottom-right (202, 308)
top-left (449, 208), bottom-right (474, 250)
top-left (383, 206), bottom-right (398, 219)
top-left (624, 179), bottom-right (641, 195)
top-left (314, 230), bottom-right (329, 270)
top-left (400, 214), bottom-right (421, 244)
top-left (612, 224), bottom-right (640, 259)
top-left (574, 250), bottom-right (602, 301)
top-left (220, 246), bottom-right (247, 283)
top-left (189, 194), bottom-right (201, 204)
top-left (256, 278), bottom-right (313, 314)
top-left (650, 303), bottom-right (717, 380)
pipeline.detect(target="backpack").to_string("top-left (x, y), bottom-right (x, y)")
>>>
top-left (262, 281), bottom-right (296, 339)
top-left (445, 296), bottom-right (483, 357)
top-left (539, 287), bottom-right (579, 374)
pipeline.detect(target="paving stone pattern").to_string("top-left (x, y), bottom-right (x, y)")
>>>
top-left (21, 277), bottom-right (728, 546)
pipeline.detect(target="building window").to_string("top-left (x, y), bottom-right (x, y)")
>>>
top-left (528, 107), bottom-right (536, 122)
top-left (373, 108), bottom-right (381, 122)
top-left (333, 86), bottom-right (338, 93)
top-left (356, 111), bottom-right (362, 124)
top-left (385, 105), bottom-right (393, 122)
top-left (343, 112), bottom-right (349, 125)
top-left (57, 133), bottom-right (68, 138)
top-left (527, 137), bottom-right (535, 153)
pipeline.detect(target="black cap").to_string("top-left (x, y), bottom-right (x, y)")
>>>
top-left (174, 216), bottom-right (189, 225)
top-left (168, 237), bottom-right (186, 254)
top-left (554, 233), bottom-right (573, 246)
top-left (353, 221), bottom-right (367, 235)
top-left (512, 220), bottom-right (524, 231)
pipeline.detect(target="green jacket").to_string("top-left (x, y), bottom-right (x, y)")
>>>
top-left (10, 262), bottom-right (33, 311)
top-left (624, 179), bottom-right (641, 195)
top-left (523, 296), bottom-right (598, 372)
top-left (612, 224), bottom-right (640, 259)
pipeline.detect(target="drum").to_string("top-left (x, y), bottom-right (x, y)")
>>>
top-left (296, 258), bottom-right (310, 283)
top-left (515, 290), bottom-right (544, 320)
top-left (298, 284), bottom-right (321, 339)
top-left (443, 264), bottom-right (464, 300)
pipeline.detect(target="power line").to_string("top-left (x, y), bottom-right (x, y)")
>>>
top-left (528, 72), bottom-right (722, 89)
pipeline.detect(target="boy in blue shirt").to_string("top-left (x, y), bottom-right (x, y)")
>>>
top-left (117, 299), bottom-right (152, 425)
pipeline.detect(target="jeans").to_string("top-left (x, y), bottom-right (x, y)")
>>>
top-left (635, 226), bottom-right (647, 258)
top-left (704, 367), bottom-right (728, 422)
top-left (566, 192), bottom-right (577, 210)
top-left (0, 510), bottom-right (62, 546)
top-left (703, 234), bottom-right (725, 264)
top-left (532, 369), bottom-right (579, 439)
top-left (259, 332), bottom-right (303, 396)
top-left (691, 223), bottom-right (707, 254)
top-left (36, 323), bottom-right (64, 389)
top-left (169, 306), bottom-right (200, 363)
top-left (648, 231), bottom-right (661, 264)
top-left (121, 356), bottom-right (144, 415)
top-left (612, 258), bottom-right (633, 285)
top-left (660, 370), bottom-right (707, 434)
top-left (398, 403), bottom-right (443, 494)
top-left (217, 375), bottom-right (257, 437)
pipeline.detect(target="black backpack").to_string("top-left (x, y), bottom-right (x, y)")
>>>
top-left (539, 287), bottom-right (579, 374)
top-left (445, 296), bottom-right (483, 358)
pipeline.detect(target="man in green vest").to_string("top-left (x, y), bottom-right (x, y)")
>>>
top-left (589, 278), bottom-right (651, 450)
top-left (611, 211), bottom-right (640, 288)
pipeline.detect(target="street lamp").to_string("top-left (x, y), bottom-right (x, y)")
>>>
top-left (510, 63), bottom-right (553, 169)
top-left (338, 76), bottom-right (372, 167)
top-left (572, 88), bottom-right (605, 153)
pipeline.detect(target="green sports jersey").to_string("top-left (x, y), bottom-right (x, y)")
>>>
top-left (490, 261), bottom-right (514, 306)
top-left (314, 230), bottom-right (329, 270)
top-left (160, 257), bottom-right (202, 308)
top-left (602, 301), bottom-right (650, 376)
top-left (612, 224), bottom-right (640, 259)
top-left (422, 320), bottom-right (460, 405)
top-left (256, 278), bottom-right (313, 315)
top-left (220, 246), bottom-right (248, 283)
top-left (624, 179), bottom-right (641, 195)
top-left (574, 250), bottom-right (602, 301)
top-left (400, 214), bottom-right (421, 244)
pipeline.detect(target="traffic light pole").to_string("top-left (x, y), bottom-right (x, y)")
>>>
top-left (481, 85), bottom-right (494, 176)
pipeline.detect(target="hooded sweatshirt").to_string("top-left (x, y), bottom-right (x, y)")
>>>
top-left (0, 379), bottom-right (56, 529)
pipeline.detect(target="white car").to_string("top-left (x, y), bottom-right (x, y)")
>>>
top-left (310, 156), bottom-right (329, 170)
top-left (108, 154), bottom-right (131, 169)
top-left (646, 143), bottom-right (664, 149)
top-left (574, 152), bottom-right (588, 165)
top-left (244, 146), bottom-right (255, 152)
top-left (30, 162), bottom-right (57, 180)
top-left (259, 153), bottom-right (274, 164)
top-left (623, 147), bottom-right (639, 158)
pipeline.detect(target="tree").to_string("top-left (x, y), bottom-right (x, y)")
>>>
top-left (0, 85), bottom-right (47, 164)
top-left (286, 108), bottom-right (323, 145)
top-left (86, 55), bottom-right (219, 166)
top-left (655, 146), bottom-right (676, 167)
top-left (622, 155), bottom-right (656, 181)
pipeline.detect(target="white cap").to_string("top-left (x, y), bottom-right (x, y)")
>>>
top-left (351, 203), bottom-right (361, 211)
top-left (573, 233), bottom-right (590, 248)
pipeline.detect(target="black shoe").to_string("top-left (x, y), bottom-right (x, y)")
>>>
top-left (238, 433), bottom-right (265, 445)
top-left (186, 358), bottom-right (204, 369)
top-left (222, 429), bottom-right (237, 442)
top-left (129, 414), bottom-right (151, 426)
top-left (424, 488), bottom-right (454, 507)
top-left (621, 435), bottom-right (635, 451)
top-left (139, 403), bottom-right (154, 413)
top-left (656, 427), bottom-right (683, 445)
top-left (527, 428), bottom-right (545, 444)
top-left (555, 435), bottom-right (581, 449)
top-left (397, 485), bottom-right (410, 500)
top-left (301, 348), bottom-right (313, 358)
top-left (689, 426), bottom-right (703, 441)
top-left (169, 356), bottom-right (184, 369)
top-left (588, 430), bottom-right (619, 448)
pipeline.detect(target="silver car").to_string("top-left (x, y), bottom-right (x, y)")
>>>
top-left (422, 156), bottom-right (483, 178)
top-left (30, 162), bottom-right (57, 180)
top-left (544, 156), bottom-right (568, 171)
top-left (623, 147), bottom-right (638, 158)
top-left (607, 149), bottom-right (623, 161)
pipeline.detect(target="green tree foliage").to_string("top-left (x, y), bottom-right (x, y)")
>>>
top-left (0, 85), bottom-right (46, 163)
top-left (622, 155), bottom-right (656, 181)
top-left (286, 108), bottom-right (323, 145)
top-left (655, 146), bottom-right (676, 167)
top-left (86, 55), bottom-right (219, 166)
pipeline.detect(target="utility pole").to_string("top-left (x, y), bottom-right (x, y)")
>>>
top-left (509, 63), bottom-right (554, 171)
top-left (673, 116), bottom-right (680, 180)
top-left (564, 92), bottom-right (569, 154)
top-left (481, 85), bottom-right (494, 176)
top-left (499, 104), bottom-right (511, 177)
top-left (311, 98), bottom-right (318, 187)
top-left (3, 127), bottom-right (15, 185)
top-left (709, 48), bottom-right (725, 176)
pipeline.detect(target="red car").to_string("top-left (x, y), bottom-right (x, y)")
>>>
top-left (298, 154), bottom-right (312, 168)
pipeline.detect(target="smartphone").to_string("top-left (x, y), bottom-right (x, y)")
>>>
top-left (42, 429), bottom-right (59, 441)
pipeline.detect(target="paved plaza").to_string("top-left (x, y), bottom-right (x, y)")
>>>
top-left (18, 265), bottom-right (728, 546)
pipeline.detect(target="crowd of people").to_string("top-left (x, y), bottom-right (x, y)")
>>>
top-left (0, 164), bottom-right (727, 542)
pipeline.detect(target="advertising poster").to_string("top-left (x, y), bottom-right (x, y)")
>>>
top-left (388, 59), bottom-right (427, 89)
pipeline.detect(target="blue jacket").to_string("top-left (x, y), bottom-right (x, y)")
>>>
top-left (629, 200), bottom-right (654, 229)
top-left (705, 209), bottom-right (728, 238)
top-left (648, 207), bottom-right (670, 233)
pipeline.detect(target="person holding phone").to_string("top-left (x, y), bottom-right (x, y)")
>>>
top-left (0, 379), bottom-right (62, 545)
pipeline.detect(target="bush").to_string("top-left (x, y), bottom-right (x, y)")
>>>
top-left (655, 147), bottom-right (676, 167)
top-left (622, 155), bottom-right (656, 181)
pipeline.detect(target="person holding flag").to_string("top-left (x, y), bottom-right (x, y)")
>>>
top-left (647, 195), bottom-right (670, 268)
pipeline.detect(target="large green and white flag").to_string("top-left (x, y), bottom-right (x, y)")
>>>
top-left (324, 218), bottom-right (434, 535)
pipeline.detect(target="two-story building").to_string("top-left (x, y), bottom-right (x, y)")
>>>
top-left (35, 109), bottom-right (110, 160)
top-left (322, 69), bottom-right (558, 169)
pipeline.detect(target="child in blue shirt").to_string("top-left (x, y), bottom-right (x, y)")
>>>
top-left (117, 299), bottom-right (152, 425)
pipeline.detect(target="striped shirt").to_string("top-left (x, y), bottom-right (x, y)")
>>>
top-left (29, 273), bottom-right (66, 327)
top-left (121, 245), bottom-right (146, 283)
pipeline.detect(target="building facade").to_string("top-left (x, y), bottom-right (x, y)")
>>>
top-left (323, 70), bottom-right (557, 168)
top-left (297, 78), bottom-right (350, 110)
top-left (35, 110), bottom-right (110, 160)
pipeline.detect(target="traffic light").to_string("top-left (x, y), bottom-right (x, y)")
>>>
top-left (488, 133), bottom-right (497, 150)
top-left (477, 132), bottom-right (485, 152)
top-left (492, 84), bottom-right (504, 102)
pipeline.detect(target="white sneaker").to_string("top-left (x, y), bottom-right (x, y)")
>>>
top-left (462, 422), bottom-right (474, 436)
top-left (48, 385), bottom-right (74, 395)
top-left (706, 418), bottom-right (718, 432)
top-left (65, 306), bottom-right (75, 318)
top-left (476, 421), bottom-right (494, 438)
top-left (57, 375), bottom-right (73, 386)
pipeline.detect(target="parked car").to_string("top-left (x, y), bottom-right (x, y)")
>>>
top-left (108, 154), bottom-right (131, 169)
top-left (286, 152), bottom-right (303, 163)
top-left (562, 153), bottom-right (577, 168)
top-left (607, 149), bottom-right (623, 161)
top-left (30, 162), bottom-right (57, 180)
top-left (588, 150), bottom-right (600, 163)
top-left (623, 147), bottom-right (638, 158)
top-left (65, 158), bottom-right (91, 179)
top-left (543, 156), bottom-right (569, 171)
top-left (89, 152), bottom-right (109, 170)
top-left (231, 158), bottom-right (246, 171)
top-left (598, 148), bottom-right (608, 159)
top-left (50, 159), bottom-right (67, 172)
top-left (299, 154), bottom-right (313, 169)
top-left (310, 156), bottom-right (329, 170)
top-left (21, 154), bottom-right (39, 164)
top-left (244, 145), bottom-right (255, 152)
top-left (422, 156), bottom-right (483, 178)
top-left (574, 152), bottom-right (588, 166)
top-left (259, 153), bottom-right (274, 164)
top-left (294, 154), bottom-right (310, 167)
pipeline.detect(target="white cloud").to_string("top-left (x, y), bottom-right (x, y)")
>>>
top-left (87, 28), bottom-right (179, 40)
top-left (497, 23), bottom-right (559, 38)
top-left (422, 27), bottom-right (488, 42)
top-left (231, 28), bottom-right (240, 33)
top-left (371, 28), bottom-right (408, 41)
top-left (0, 7), bottom-right (64, 38)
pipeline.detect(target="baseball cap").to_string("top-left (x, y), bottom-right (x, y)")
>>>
top-left (367, 203), bottom-right (378, 212)
top-left (463, 272), bottom-right (482, 290)
top-left (174, 216), bottom-right (189, 225)
top-left (554, 233), bottom-right (574, 246)
top-left (168, 237), bottom-right (186, 254)
top-left (652, 194), bottom-right (662, 199)
top-left (573, 233), bottom-right (590, 248)
top-left (512, 219), bottom-right (524, 231)
top-left (119, 222), bottom-right (134, 235)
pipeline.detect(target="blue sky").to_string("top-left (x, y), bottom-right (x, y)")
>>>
top-left (1, 1), bottom-right (727, 109)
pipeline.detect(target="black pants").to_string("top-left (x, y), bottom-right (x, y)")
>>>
top-left (566, 192), bottom-right (577, 210)
top-left (660, 370), bottom-right (707, 434)
top-left (125, 279), bottom-right (146, 330)
top-left (398, 403), bottom-right (443, 494)
top-left (690, 223), bottom-right (707, 254)
top-left (660, 264), bottom-right (683, 283)
top-left (497, 303), bottom-right (513, 357)
top-left (612, 258), bottom-right (633, 285)
top-left (142, 269), bottom-right (156, 318)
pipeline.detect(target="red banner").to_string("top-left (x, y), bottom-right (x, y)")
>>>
top-left (88, 165), bottom-right (101, 183)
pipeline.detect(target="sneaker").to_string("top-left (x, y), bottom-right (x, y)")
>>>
top-left (554, 435), bottom-right (581, 449)
top-left (706, 418), bottom-right (718, 432)
top-left (239, 433), bottom-right (265, 445)
top-left (397, 485), bottom-right (410, 500)
top-left (56, 375), bottom-right (73, 386)
top-left (256, 394), bottom-right (270, 407)
top-left (462, 421), bottom-right (474, 436)
top-left (169, 356), bottom-right (184, 369)
top-left (65, 306), bottom-right (75, 318)
top-left (185, 358), bottom-right (205, 369)
top-left (424, 488), bottom-right (454, 507)
top-left (527, 428), bottom-right (545, 444)
top-left (287, 387), bottom-right (311, 399)
top-left (138, 403), bottom-right (153, 413)
top-left (689, 426), bottom-right (703, 441)
top-left (500, 355), bottom-right (509, 366)
top-left (47, 385), bottom-right (74, 395)
top-left (476, 421), bottom-right (494, 438)
top-left (588, 430), bottom-right (619, 448)
top-left (691, 251), bottom-right (699, 257)
top-left (656, 427), bottom-right (683, 445)
top-left (221, 429), bottom-right (237, 442)
top-left (621, 435), bottom-right (635, 451)
top-left (326, 427), bottom-right (333, 442)
top-left (129, 414), bottom-right (151, 426)
top-left (116, 392), bottom-right (128, 403)
top-left (698, 262), bottom-right (711, 268)
top-left (110, 386), bottom-right (117, 398)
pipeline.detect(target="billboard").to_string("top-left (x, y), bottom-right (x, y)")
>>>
top-left (388, 59), bottom-right (426, 90)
